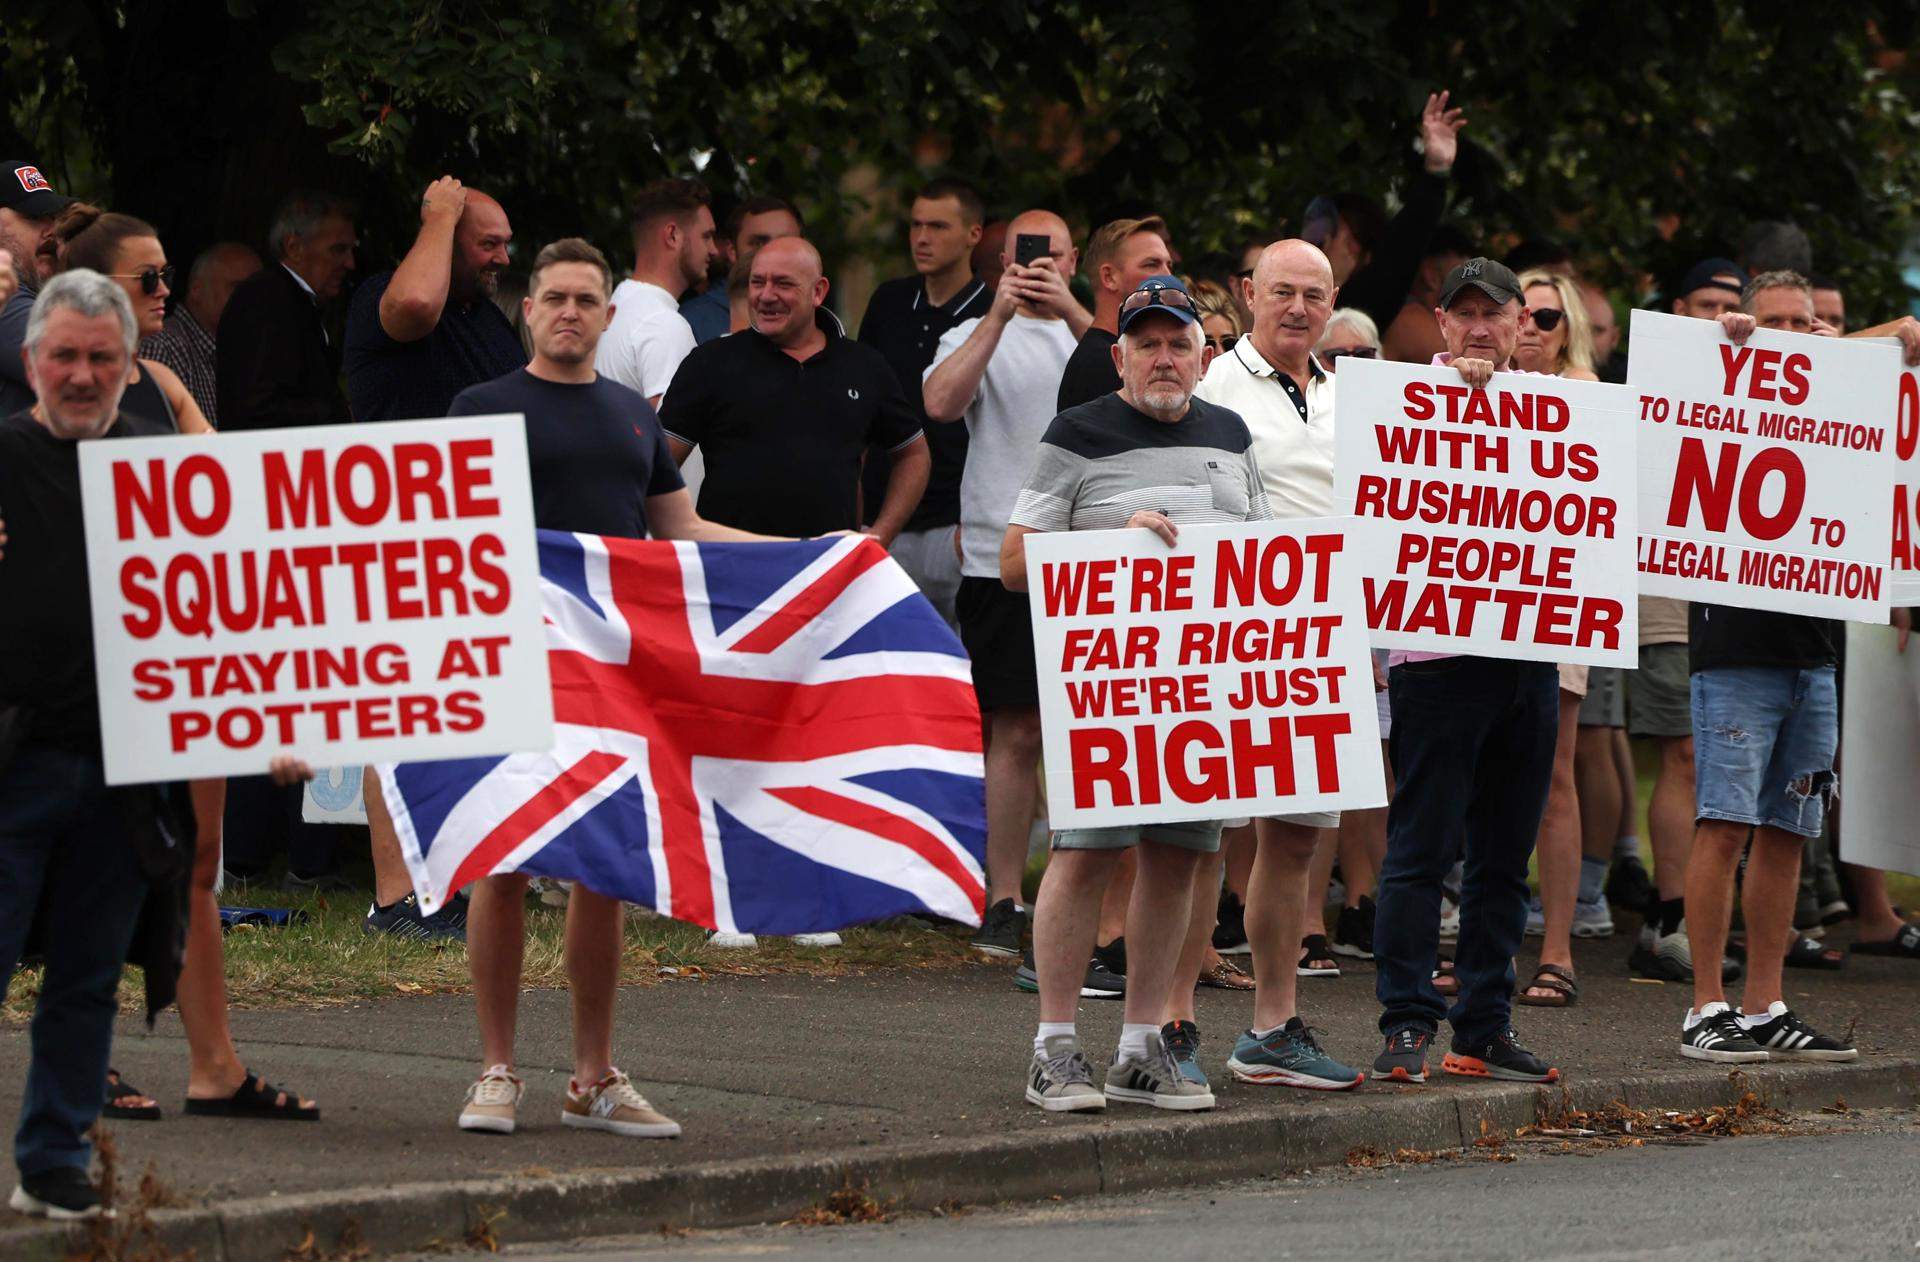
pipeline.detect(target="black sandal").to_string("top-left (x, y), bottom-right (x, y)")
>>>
top-left (103, 1069), bottom-right (161, 1121)
top-left (1432, 953), bottom-right (1459, 997)
top-left (1297, 934), bottom-right (1341, 977)
top-left (1516, 963), bottom-right (1578, 1008)
top-left (1852, 924), bottom-right (1920, 958)
top-left (1786, 934), bottom-right (1845, 971)
top-left (183, 1069), bottom-right (320, 1121)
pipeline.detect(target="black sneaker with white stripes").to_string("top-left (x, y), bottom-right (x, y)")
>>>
top-left (1739, 1002), bottom-right (1858, 1061)
top-left (1680, 1003), bottom-right (1769, 1063)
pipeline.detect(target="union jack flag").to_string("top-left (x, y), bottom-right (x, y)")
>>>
top-left (379, 532), bottom-right (987, 933)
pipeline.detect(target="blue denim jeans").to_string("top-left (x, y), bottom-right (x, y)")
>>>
top-left (1691, 666), bottom-right (1838, 839)
top-left (1376, 657), bottom-right (1558, 1048)
top-left (0, 747), bottom-right (147, 1179)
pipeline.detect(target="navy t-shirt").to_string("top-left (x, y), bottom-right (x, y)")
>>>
top-left (447, 369), bottom-right (684, 538)
top-left (344, 270), bottom-right (526, 422)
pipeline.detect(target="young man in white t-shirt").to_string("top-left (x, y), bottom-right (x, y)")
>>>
top-left (596, 178), bottom-right (713, 409)
top-left (923, 208), bottom-right (1089, 959)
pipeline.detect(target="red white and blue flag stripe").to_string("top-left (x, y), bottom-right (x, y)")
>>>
top-left (379, 531), bottom-right (987, 933)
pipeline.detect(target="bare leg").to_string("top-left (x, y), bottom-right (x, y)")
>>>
top-left (1246, 819), bottom-right (1317, 1030)
top-left (1848, 865), bottom-right (1909, 941)
top-left (1303, 824), bottom-right (1338, 934)
top-left (1687, 819), bottom-right (1749, 1010)
top-left (1334, 813), bottom-right (1376, 907)
top-left (1222, 824), bottom-right (1255, 900)
top-left (1528, 693), bottom-right (1581, 997)
top-left (566, 885), bottom-right (623, 1083)
top-left (1739, 826), bottom-right (1805, 1013)
top-left (1574, 725), bottom-right (1622, 862)
top-left (364, 770), bottom-right (414, 906)
top-left (1163, 848), bottom-right (1223, 1024)
top-left (1034, 848), bottom-right (1120, 1024)
top-left (982, 707), bottom-right (1043, 907)
top-left (1121, 841), bottom-right (1200, 1028)
top-left (1648, 736), bottom-right (1695, 900)
top-left (1611, 727), bottom-right (1638, 847)
top-left (470, 873), bottom-right (529, 1070)
top-left (1097, 848), bottom-right (1136, 945)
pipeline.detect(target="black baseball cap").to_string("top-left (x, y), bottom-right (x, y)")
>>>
top-left (0, 160), bottom-right (72, 218)
top-left (1117, 274), bottom-right (1200, 335)
top-left (1678, 257), bottom-right (1747, 298)
top-left (1438, 257), bottom-right (1523, 309)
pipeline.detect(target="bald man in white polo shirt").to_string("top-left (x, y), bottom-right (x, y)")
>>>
top-left (1191, 239), bottom-right (1352, 1056)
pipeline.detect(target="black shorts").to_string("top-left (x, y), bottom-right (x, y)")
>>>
top-left (956, 576), bottom-right (1038, 711)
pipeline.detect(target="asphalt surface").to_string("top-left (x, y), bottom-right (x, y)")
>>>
top-left (484, 1115), bottom-right (1920, 1261)
top-left (1, 920), bottom-right (1916, 1208)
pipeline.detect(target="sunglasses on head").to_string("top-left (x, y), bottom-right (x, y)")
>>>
top-left (1120, 285), bottom-right (1196, 318)
top-left (1527, 307), bottom-right (1565, 332)
top-left (109, 265), bottom-right (174, 296)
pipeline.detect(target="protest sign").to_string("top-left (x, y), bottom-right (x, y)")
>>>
top-left (1025, 519), bottom-right (1385, 830)
top-left (1890, 366), bottom-right (1920, 605)
top-left (1840, 622), bottom-right (1920, 878)
top-left (1629, 310), bottom-right (1898, 620)
top-left (1332, 358), bottom-right (1639, 666)
top-left (302, 766), bottom-right (369, 824)
top-left (79, 415), bottom-right (553, 784)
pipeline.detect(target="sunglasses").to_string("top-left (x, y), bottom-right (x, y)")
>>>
top-left (1207, 334), bottom-right (1240, 353)
top-left (1120, 285), bottom-right (1197, 318)
top-left (1527, 307), bottom-right (1565, 332)
top-left (109, 265), bottom-right (174, 296)
top-left (1319, 346), bottom-right (1377, 366)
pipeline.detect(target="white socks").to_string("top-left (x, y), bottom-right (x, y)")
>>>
top-left (1685, 1000), bottom-right (1731, 1029)
top-left (1615, 833), bottom-right (1640, 861)
top-left (1117, 1023), bottom-right (1157, 1060)
top-left (1035, 1022), bottom-right (1075, 1056)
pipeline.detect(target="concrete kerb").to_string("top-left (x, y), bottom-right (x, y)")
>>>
top-left (4, 1059), bottom-right (1913, 1260)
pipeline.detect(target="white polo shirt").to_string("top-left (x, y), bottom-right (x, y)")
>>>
top-left (1193, 337), bottom-right (1335, 518)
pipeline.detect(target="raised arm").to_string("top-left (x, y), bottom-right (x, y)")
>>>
top-left (378, 177), bottom-right (466, 343)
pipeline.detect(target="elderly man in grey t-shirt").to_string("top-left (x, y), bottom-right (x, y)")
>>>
top-left (999, 276), bottom-right (1365, 1113)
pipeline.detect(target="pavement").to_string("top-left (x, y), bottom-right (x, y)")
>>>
top-left (3, 920), bottom-right (1919, 1259)
top-left (494, 1116), bottom-right (1920, 1261)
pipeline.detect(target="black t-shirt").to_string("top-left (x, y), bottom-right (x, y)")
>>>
top-left (448, 369), bottom-right (684, 538)
top-left (857, 275), bottom-right (989, 530)
top-left (343, 270), bottom-right (526, 422)
top-left (1057, 328), bottom-right (1120, 412)
top-left (0, 408), bottom-right (172, 755)
top-left (1689, 603), bottom-right (1841, 674)
top-left (659, 316), bottom-right (923, 537)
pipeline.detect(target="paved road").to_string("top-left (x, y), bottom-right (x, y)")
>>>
top-left (485, 1119), bottom-right (1920, 1261)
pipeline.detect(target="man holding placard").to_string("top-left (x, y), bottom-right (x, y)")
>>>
top-left (1003, 276), bottom-right (1369, 1110)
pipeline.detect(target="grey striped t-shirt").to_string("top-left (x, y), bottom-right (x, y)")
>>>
top-left (1009, 392), bottom-right (1272, 533)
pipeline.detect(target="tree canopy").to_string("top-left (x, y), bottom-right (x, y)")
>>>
top-left (5, 1), bottom-right (1917, 317)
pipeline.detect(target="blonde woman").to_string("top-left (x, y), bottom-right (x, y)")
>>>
top-left (1187, 277), bottom-right (1243, 354)
top-left (1513, 268), bottom-right (1597, 380)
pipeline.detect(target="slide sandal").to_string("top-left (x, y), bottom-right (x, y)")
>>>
top-left (1851, 924), bottom-right (1920, 958)
top-left (1785, 934), bottom-right (1845, 970)
top-left (184, 1070), bottom-right (320, 1121)
top-left (1516, 963), bottom-right (1578, 1007)
top-left (103, 1069), bottom-right (161, 1121)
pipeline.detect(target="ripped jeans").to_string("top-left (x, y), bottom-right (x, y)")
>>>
top-left (1691, 666), bottom-right (1837, 839)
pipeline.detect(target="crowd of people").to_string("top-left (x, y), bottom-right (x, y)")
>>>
top-left (3, 81), bottom-right (1920, 1217)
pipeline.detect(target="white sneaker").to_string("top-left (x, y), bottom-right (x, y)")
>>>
top-left (1571, 898), bottom-right (1615, 938)
top-left (790, 932), bottom-right (843, 947)
top-left (458, 1064), bottom-right (524, 1134)
top-left (562, 1068), bottom-right (681, 1138)
top-left (1438, 893), bottom-right (1461, 941)
top-left (709, 930), bottom-right (758, 948)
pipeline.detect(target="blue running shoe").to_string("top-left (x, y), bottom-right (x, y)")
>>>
top-left (1161, 1020), bottom-right (1209, 1089)
top-left (1227, 1017), bottom-right (1364, 1090)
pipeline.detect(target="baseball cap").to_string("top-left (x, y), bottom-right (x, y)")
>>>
top-left (1438, 257), bottom-right (1523, 309)
top-left (1117, 274), bottom-right (1199, 335)
top-left (0, 160), bottom-right (72, 218)
top-left (1678, 257), bottom-right (1747, 298)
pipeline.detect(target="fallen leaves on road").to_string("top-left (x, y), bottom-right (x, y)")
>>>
top-left (1519, 1075), bottom-right (1790, 1147)
top-left (783, 1180), bottom-right (892, 1227)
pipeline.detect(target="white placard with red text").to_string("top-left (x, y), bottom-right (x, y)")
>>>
top-left (1025, 519), bottom-right (1386, 829)
top-left (79, 415), bottom-right (553, 784)
top-left (1629, 310), bottom-right (1898, 620)
top-left (1889, 367), bottom-right (1920, 605)
top-left (1333, 358), bottom-right (1639, 666)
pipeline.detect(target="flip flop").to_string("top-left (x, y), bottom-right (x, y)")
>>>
top-left (103, 1069), bottom-right (161, 1121)
top-left (183, 1070), bottom-right (319, 1121)
top-left (1516, 963), bottom-right (1578, 1008)
top-left (1785, 934), bottom-right (1845, 970)
top-left (1851, 924), bottom-right (1920, 958)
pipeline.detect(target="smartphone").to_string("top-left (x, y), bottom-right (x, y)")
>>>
top-left (1013, 233), bottom-right (1050, 268)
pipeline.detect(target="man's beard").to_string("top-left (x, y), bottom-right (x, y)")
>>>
top-left (1140, 383), bottom-right (1188, 412)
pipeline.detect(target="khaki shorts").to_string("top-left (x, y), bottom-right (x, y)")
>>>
top-left (1628, 643), bottom-right (1692, 738)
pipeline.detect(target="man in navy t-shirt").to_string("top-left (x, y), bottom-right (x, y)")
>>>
top-left (443, 237), bottom-right (787, 1145)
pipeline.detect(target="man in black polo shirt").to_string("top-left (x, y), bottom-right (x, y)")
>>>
top-left (660, 236), bottom-right (929, 540)
top-left (858, 177), bottom-right (990, 625)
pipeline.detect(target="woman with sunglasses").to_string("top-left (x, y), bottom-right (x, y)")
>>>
top-left (49, 205), bottom-right (211, 434)
top-left (1187, 278), bottom-right (1243, 356)
top-left (49, 203), bottom-right (318, 1122)
top-left (1511, 267), bottom-right (1604, 1010)
top-left (1313, 308), bottom-right (1381, 373)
